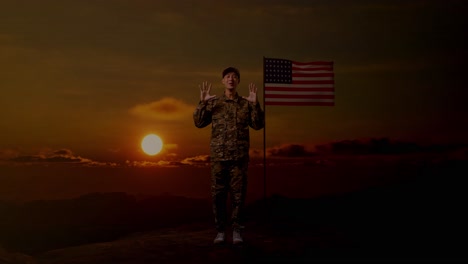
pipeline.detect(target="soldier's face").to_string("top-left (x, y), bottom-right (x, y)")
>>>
top-left (222, 72), bottom-right (239, 90)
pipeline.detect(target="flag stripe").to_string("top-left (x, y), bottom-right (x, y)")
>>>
top-left (265, 91), bottom-right (334, 95)
top-left (291, 80), bottom-right (335, 84)
top-left (265, 83), bottom-right (334, 88)
top-left (293, 77), bottom-right (334, 81)
top-left (265, 94), bottom-right (335, 99)
top-left (265, 87), bottom-right (334, 92)
top-left (265, 101), bottom-right (335, 106)
top-left (266, 98), bottom-right (334, 102)
top-left (292, 70), bottom-right (332, 74)
top-left (292, 66), bottom-right (332, 71)
top-left (292, 61), bottom-right (333, 66)
top-left (292, 72), bottom-right (334, 77)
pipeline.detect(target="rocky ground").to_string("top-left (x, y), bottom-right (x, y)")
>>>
top-left (2, 160), bottom-right (467, 263)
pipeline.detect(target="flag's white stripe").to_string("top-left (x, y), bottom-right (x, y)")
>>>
top-left (265, 83), bottom-right (334, 88)
top-left (265, 98), bottom-right (335, 103)
top-left (292, 63), bottom-right (332, 69)
top-left (292, 70), bottom-right (333, 74)
top-left (293, 77), bottom-right (333, 81)
top-left (265, 91), bottom-right (334, 95)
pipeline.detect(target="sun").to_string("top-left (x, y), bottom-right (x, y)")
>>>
top-left (141, 134), bottom-right (163, 156)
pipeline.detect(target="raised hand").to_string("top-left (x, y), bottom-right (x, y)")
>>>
top-left (199, 81), bottom-right (216, 102)
top-left (242, 83), bottom-right (258, 104)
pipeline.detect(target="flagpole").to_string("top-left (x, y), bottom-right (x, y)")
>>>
top-left (262, 56), bottom-right (267, 201)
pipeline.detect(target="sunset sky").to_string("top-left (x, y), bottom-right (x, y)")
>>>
top-left (1, 0), bottom-right (467, 169)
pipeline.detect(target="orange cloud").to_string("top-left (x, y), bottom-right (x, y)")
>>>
top-left (164, 143), bottom-right (178, 150)
top-left (129, 97), bottom-right (195, 121)
top-left (125, 160), bottom-right (182, 168)
top-left (0, 148), bottom-right (20, 160)
top-left (5, 148), bottom-right (117, 167)
top-left (125, 154), bottom-right (211, 168)
top-left (180, 155), bottom-right (210, 167)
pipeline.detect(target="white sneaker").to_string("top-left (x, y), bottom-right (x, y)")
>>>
top-left (233, 230), bottom-right (243, 245)
top-left (213, 232), bottom-right (225, 244)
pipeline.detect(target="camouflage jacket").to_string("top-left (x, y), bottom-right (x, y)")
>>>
top-left (193, 93), bottom-right (265, 161)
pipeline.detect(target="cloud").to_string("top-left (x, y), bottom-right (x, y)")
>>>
top-left (164, 144), bottom-right (178, 150)
top-left (9, 148), bottom-right (83, 163)
top-left (249, 144), bottom-right (317, 159)
top-left (0, 148), bottom-right (20, 160)
top-left (130, 97), bottom-right (195, 121)
top-left (249, 139), bottom-right (468, 166)
top-left (125, 160), bottom-right (183, 168)
top-left (180, 155), bottom-right (210, 167)
top-left (125, 154), bottom-right (210, 168)
top-left (249, 148), bottom-right (264, 158)
top-left (267, 144), bottom-right (317, 158)
top-left (6, 148), bottom-right (117, 167)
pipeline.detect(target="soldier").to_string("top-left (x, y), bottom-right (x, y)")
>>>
top-left (193, 67), bottom-right (264, 245)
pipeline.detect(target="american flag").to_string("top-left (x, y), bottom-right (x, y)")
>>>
top-left (263, 58), bottom-right (335, 106)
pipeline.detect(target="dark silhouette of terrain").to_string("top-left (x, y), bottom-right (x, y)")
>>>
top-left (0, 193), bottom-right (213, 255)
top-left (0, 159), bottom-right (467, 263)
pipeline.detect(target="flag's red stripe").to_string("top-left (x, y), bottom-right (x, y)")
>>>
top-left (265, 101), bottom-right (335, 106)
top-left (264, 87), bottom-right (334, 92)
top-left (265, 94), bottom-right (335, 99)
top-left (291, 80), bottom-right (335, 84)
top-left (292, 61), bottom-right (333, 66)
top-left (291, 66), bottom-right (332, 71)
top-left (292, 73), bottom-right (334, 77)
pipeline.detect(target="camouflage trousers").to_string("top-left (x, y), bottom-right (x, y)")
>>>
top-left (210, 158), bottom-right (248, 232)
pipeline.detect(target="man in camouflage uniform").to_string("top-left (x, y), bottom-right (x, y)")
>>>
top-left (193, 67), bottom-right (264, 245)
